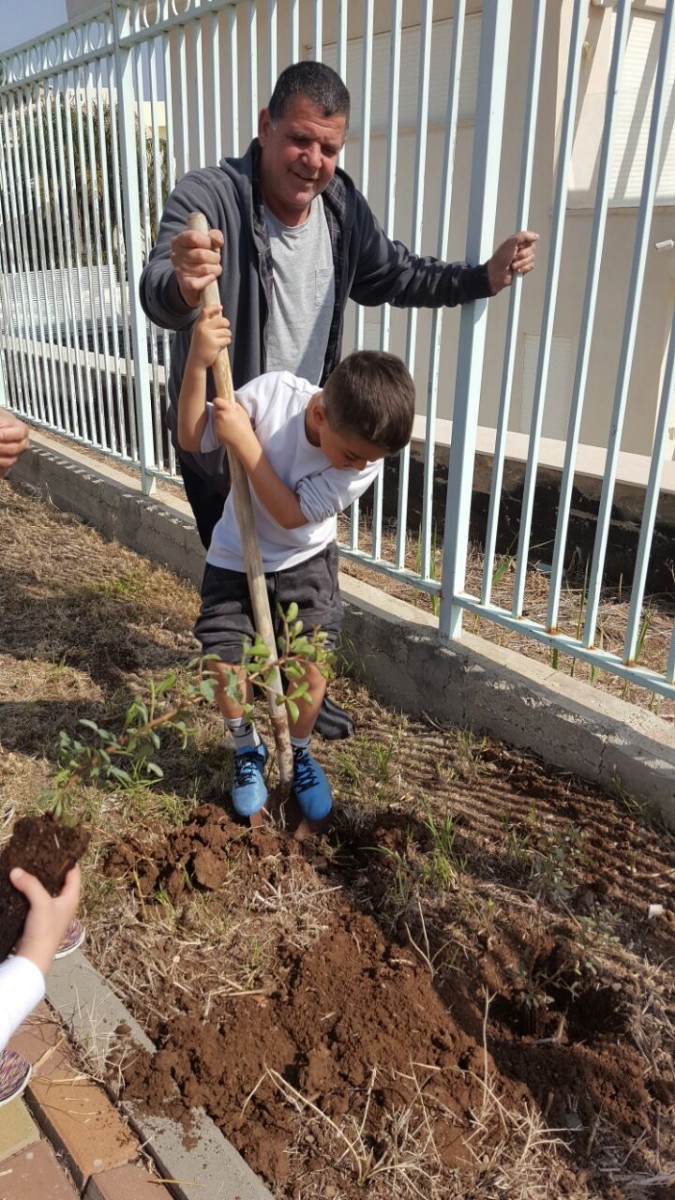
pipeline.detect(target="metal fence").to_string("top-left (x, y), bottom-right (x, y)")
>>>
top-left (0, 0), bottom-right (673, 703)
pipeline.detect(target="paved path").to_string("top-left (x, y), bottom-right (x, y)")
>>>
top-left (1, 1000), bottom-right (175, 1199)
top-left (0, 951), bottom-right (273, 1200)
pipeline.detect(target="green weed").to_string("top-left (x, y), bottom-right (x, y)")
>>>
top-left (414, 524), bottom-right (440, 617)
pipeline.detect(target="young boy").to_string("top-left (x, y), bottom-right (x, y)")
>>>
top-left (178, 306), bottom-right (415, 823)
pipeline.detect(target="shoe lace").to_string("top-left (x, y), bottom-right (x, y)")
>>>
top-left (293, 749), bottom-right (319, 791)
top-left (234, 749), bottom-right (263, 787)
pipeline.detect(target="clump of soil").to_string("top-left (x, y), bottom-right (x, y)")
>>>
top-left (0, 814), bottom-right (90, 961)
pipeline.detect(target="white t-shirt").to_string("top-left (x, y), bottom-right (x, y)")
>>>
top-left (201, 371), bottom-right (381, 573)
top-left (0, 956), bottom-right (45, 1052)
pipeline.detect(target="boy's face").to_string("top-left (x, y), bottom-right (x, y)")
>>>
top-left (318, 422), bottom-right (386, 471)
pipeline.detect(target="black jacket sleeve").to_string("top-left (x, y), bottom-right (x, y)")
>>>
top-left (139, 169), bottom-right (228, 332)
top-left (348, 191), bottom-right (492, 309)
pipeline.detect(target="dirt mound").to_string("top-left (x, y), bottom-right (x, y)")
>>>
top-left (110, 800), bottom-right (669, 1197)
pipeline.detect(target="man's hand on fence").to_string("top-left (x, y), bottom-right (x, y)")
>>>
top-left (0, 410), bottom-right (30, 477)
top-left (171, 228), bottom-right (224, 308)
top-left (486, 230), bottom-right (539, 296)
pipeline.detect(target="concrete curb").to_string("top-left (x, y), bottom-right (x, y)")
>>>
top-left (9, 430), bottom-right (675, 827)
top-left (340, 575), bottom-right (675, 828)
top-left (47, 952), bottom-right (273, 1200)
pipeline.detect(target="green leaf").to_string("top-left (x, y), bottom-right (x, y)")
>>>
top-left (155, 672), bottom-right (177, 694)
top-left (109, 766), bottom-right (132, 784)
top-left (286, 699), bottom-right (300, 724)
top-left (249, 641), bottom-right (271, 660)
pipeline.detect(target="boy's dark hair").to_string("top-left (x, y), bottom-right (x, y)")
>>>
top-left (322, 351), bottom-right (415, 455)
top-left (268, 61), bottom-right (351, 129)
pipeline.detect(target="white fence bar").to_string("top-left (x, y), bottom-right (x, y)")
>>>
top-left (114, 0), bottom-right (155, 491)
top-left (248, 0), bottom-right (258, 136)
top-left (5, 96), bottom-right (45, 424)
top-left (546, 0), bottom-right (632, 634)
top-left (623, 309), bottom-right (675, 668)
top-left (227, 5), bottom-right (240, 155)
top-left (29, 81), bottom-right (65, 431)
top-left (512, 0), bottom-right (586, 619)
top-left (421, 0), bottom-right (465, 586)
top-left (668, 627), bottom-right (675, 686)
top-left (439, 2), bottom-right (512, 639)
top-left (584, 0), bottom-right (675, 648)
top-left (481, 1), bottom-right (545, 606)
top-left (106, 56), bottom-right (139, 461)
top-left (267, 0), bottom-right (278, 93)
top-left (289, 0), bottom-right (299, 64)
top-left (396, 0), bottom-right (433, 572)
top-left (348, 0), bottom-right (373, 555)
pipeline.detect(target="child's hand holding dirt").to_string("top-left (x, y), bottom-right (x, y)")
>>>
top-left (11, 865), bottom-right (81, 977)
top-left (190, 305), bottom-right (232, 369)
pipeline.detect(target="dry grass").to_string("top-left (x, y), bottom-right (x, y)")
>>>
top-left (248, 998), bottom-right (588, 1200)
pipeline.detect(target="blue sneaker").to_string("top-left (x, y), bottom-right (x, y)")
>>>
top-left (292, 747), bottom-right (333, 822)
top-left (231, 743), bottom-right (268, 817)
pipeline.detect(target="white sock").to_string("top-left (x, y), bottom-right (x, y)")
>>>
top-left (225, 717), bottom-right (261, 753)
top-left (290, 734), bottom-right (311, 753)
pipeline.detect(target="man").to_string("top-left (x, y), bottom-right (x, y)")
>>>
top-left (140, 61), bottom-right (538, 738)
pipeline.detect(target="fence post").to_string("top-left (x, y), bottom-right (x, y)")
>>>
top-left (438, 1), bottom-right (512, 640)
top-left (0, 343), bottom-right (8, 410)
top-left (113, 0), bottom-right (156, 495)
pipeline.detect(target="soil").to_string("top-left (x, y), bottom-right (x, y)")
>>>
top-left (0, 814), bottom-right (90, 961)
top-left (1, 479), bottom-right (674, 1199)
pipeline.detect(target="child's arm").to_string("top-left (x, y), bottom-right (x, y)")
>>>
top-left (212, 397), bottom-right (308, 528)
top-left (0, 865), bottom-right (81, 1051)
top-left (213, 399), bottom-right (384, 528)
top-left (176, 306), bottom-right (231, 452)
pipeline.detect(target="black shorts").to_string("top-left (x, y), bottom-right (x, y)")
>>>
top-left (194, 543), bottom-right (342, 664)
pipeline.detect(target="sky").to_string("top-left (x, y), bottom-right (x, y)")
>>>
top-left (0, 0), bottom-right (68, 54)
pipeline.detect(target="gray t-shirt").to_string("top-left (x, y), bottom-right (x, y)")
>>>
top-left (264, 201), bottom-right (334, 383)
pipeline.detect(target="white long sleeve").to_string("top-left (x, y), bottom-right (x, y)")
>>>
top-left (0, 956), bottom-right (45, 1051)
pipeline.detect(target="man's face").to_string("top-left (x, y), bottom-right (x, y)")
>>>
top-left (258, 95), bottom-right (347, 226)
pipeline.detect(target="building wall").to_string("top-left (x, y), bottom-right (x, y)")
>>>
top-left (66, 0), bottom-right (675, 460)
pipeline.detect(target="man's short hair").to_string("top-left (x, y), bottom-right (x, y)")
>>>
top-left (322, 351), bottom-right (415, 455)
top-left (268, 61), bottom-right (350, 128)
